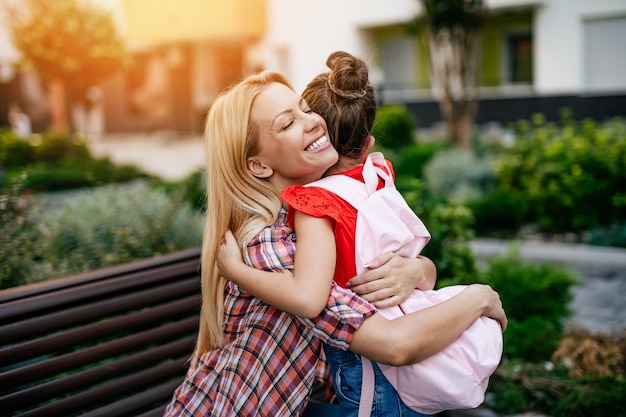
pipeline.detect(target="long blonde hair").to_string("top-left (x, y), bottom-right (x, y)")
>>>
top-left (192, 71), bottom-right (291, 363)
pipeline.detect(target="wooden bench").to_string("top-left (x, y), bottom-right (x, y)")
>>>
top-left (0, 247), bottom-right (202, 417)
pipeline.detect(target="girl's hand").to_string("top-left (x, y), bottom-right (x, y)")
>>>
top-left (217, 230), bottom-right (244, 281)
top-left (347, 253), bottom-right (437, 309)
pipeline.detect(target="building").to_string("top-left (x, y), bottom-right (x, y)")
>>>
top-left (1, 0), bottom-right (625, 134)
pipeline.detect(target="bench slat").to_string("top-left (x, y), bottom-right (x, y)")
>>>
top-left (0, 336), bottom-right (195, 413)
top-left (0, 275), bottom-right (199, 344)
top-left (16, 358), bottom-right (187, 417)
top-left (0, 247), bottom-right (201, 304)
top-left (0, 295), bottom-right (199, 367)
top-left (0, 258), bottom-right (200, 323)
top-left (79, 379), bottom-right (184, 417)
top-left (0, 316), bottom-right (197, 389)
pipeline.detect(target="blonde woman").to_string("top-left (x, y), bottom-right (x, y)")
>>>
top-left (165, 71), bottom-right (505, 417)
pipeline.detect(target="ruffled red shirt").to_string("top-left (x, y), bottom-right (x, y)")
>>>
top-left (281, 161), bottom-right (393, 287)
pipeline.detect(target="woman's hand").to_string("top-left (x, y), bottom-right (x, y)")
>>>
top-left (217, 230), bottom-right (244, 281)
top-left (347, 253), bottom-right (437, 309)
top-left (465, 284), bottom-right (508, 332)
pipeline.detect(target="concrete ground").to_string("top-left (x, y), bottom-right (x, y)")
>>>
top-left (89, 132), bottom-right (206, 181)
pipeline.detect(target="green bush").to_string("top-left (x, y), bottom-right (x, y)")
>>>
top-left (22, 182), bottom-right (203, 284)
top-left (394, 141), bottom-right (447, 180)
top-left (423, 148), bottom-right (496, 203)
top-left (495, 114), bottom-right (626, 233)
top-left (467, 188), bottom-right (529, 238)
top-left (481, 249), bottom-right (578, 362)
top-left (34, 132), bottom-right (90, 163)
top-left (1, 131), bottom-right (148, 193)
top-left (371, 104), bottom-right (416, 150)
top-left (489, 362), bottom-right (626, 417)
top-left (588, 221), bottom-right (626, 248)
top-left (0, 129), bottom-right (36, 170)
top-left (156, 169), bottom-right (206, 213)
top-left (20, 156), bottom-right (148, 192)
top-left (0, 174), bottom-right (39, 289)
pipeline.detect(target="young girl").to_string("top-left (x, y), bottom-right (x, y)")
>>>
top-left (166, 70), bottom-right (506, 416)
top-left (218, 53), bottom-right (506, 416)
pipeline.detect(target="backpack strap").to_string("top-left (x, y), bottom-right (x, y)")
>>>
top-left (358, 357), bottom-right (376, 417)
top-left (305, 152), bottom-right (393, 209)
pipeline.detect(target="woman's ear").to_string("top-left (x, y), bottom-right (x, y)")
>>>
top-left (246, 157), bottom-right (273, 178)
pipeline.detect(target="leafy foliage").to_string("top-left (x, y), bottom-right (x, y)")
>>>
top-left (0, 130), bottom-right (148, 192)
top-left (495, 114), bottom-right (626, 233)
top-left (423, 147), bottom-right (496, 202)
top-left (489, 361), bottom-right (626, 417)
top-left (481, 249), bottom-right (578, 362)
top-left (26, 182), bottom-right (202, 283)
top-left (0, 175), bottom-right (38, 289)
top-left (371, 104), bottom-right (416, 150)
top-left (7, 0), bottom-right (127, 95)
top-left (415, 0), bottom-right (485, 32)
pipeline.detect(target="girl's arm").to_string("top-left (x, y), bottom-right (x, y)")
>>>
top-left (218, 211), bottom-right (336, 318)
top-left (347, 253), bottom-right (437, 308)
top-left (349, 284), bottom-right (507, 366)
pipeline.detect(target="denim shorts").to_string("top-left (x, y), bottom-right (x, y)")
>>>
top-left (324, 345), bottom-right (431, 417)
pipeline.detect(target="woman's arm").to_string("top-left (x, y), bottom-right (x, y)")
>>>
top-left (349, 284), bottom-right (507, 366)
top-left (347, 253), bottom-right (437, 308)
top-left (218, 211), bottom-right (336, 318)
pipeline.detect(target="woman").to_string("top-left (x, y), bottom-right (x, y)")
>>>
top-left (164, 71), bottom-right (506, 416)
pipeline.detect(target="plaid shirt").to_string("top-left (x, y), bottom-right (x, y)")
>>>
top-left (164, 210), bottom-right (375, 416)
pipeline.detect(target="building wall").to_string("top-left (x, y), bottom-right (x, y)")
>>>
top-left (256, 0), bottom-right (626, 96)
top-left (534, 0), bottom-right (626, 94)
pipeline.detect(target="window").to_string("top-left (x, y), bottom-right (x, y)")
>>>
top-left (505, 33), bottom-right (533, 84)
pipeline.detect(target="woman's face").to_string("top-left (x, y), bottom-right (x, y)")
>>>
top-left (248, 82), bottom-right (338, 190)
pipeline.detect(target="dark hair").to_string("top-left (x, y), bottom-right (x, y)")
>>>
top-left (302, 51), bottom-right (377, 159)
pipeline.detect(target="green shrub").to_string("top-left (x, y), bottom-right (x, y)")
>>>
top-left (26, 182), bottom-right (203, 283)
top-left (417, 201), bottom-right (478, 285)
top-left (371, 104), bottom-right (416, 150)
top-left (34, 132), bottom-right (90, 163)
top-left (481, 249), bottom-right (578, 362)
top-left (588, 221), bottom-right (626, 248)
top-left (495, 114), bottom-right (626, 233)
top-left (423, 148), bottom-right (496, 202)
top-left (19, 156), bottom-right (148, 192)
top-left (156, 169), bottom-right (206, 212)
top-left (395, 175), bottom-right (478, 285)
top-left (467, 188), bottom-right (529, 238)
top-left (489, 361), bottom-right (626, 417)
top-left (394, 141), bottom-right (447, 180)
top-left (0, 129), bottom-right (36, 170)
top-left (0, 174), bottom-right (39, 289)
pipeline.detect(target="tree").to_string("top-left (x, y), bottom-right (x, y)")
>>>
top-left (6, 0), bottom-right (127, 135)
top-left (414, 0), bottom-right (485, 148)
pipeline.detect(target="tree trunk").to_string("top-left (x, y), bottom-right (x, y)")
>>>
top-left (426, 25), bottom-right (482, 148)
top-left (48, 78), bottom-right (68, 134)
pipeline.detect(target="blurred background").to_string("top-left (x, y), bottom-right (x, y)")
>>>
top-left (1, 0), bottom-right (625, 139)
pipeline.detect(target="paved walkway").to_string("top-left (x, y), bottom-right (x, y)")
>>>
top-left (90, 132), bottom-right (206, 181)
top-left (470, 238), bottom-right (626, 333)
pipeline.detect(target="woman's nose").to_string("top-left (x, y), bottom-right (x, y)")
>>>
top-left (304, 112), bottom-right (323, 131)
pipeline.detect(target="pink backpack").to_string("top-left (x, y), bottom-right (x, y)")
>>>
top-left (307, 152), bottom-right (503, 416)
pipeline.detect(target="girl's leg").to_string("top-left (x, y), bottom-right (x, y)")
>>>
top-left (324, 345), bottom-right (431, 417)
